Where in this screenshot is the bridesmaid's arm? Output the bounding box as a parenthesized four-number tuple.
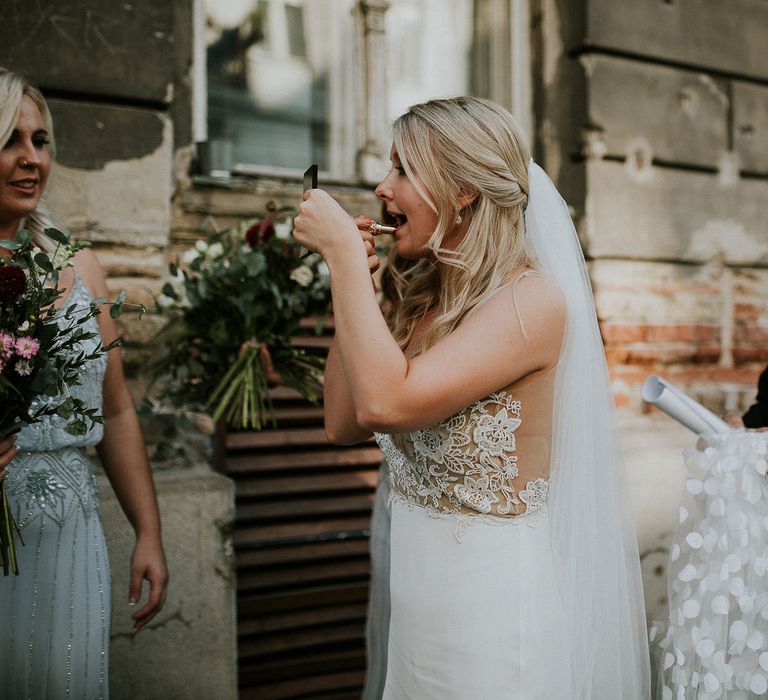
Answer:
(76, 250, 168, 631)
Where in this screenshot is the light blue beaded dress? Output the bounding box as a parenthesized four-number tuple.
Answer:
(0, 275, 111, 699)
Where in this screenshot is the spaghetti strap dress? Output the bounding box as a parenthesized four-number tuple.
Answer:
(0, 274, 111, 699)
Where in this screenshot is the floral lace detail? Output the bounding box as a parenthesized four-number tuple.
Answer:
(375, 392, 550, 539)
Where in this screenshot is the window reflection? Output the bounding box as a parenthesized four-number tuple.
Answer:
(206, 0, 346, 172)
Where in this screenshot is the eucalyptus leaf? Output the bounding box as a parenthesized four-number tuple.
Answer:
(43, 228, 70, 245)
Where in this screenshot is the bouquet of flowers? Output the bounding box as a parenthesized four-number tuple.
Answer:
(0, 227, 134, 575)
(149, 207, 331, 431)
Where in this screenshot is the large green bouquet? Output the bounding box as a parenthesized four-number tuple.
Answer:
(0, 228, 133, 575)
(150, 210, 331, 431)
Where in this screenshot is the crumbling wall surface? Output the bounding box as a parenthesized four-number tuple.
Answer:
(0, 3, 237, 697)
(534, 0, 768, 625)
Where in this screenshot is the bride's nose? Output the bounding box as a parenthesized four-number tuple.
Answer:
(375, 175, 393, 203)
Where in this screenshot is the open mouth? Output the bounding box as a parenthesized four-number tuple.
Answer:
(390, 212, 407, 230)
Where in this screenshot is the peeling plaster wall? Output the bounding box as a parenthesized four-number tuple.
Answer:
(1, 2, 237, 696)
(533, 0, 768, 628)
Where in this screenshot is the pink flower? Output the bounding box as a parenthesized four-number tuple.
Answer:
(15, 336, 40, 359)
(0, 331, 14, 354)
(14, 360, 32, 376)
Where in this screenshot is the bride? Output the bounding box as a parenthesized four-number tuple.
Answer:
(293, 96, 650, 699)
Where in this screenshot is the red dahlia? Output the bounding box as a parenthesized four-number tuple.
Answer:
(0, 265, 26, 303)
(245, 216, 275, 247)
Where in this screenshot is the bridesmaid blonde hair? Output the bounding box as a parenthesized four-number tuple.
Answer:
(0, 67, 58, 252)
(388, 96, 536, 354)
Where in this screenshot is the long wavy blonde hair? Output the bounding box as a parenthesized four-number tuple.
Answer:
(0, 67, 58, 252)
(387, 96, 536, 354)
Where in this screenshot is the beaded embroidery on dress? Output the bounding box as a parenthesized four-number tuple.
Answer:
(0, 274, 112, 700)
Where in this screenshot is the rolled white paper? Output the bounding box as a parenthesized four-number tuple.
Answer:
(642, 375, 731, 436)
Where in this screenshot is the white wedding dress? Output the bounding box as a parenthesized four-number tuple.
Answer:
(373, 367, 572, 699)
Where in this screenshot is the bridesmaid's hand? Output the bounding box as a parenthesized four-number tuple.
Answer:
(128, 534, 169, 631)
(0, 434, 18, 480)
(293, 190, 361, 258)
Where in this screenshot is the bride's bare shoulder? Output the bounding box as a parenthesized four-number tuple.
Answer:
(471, 272, 566, 336)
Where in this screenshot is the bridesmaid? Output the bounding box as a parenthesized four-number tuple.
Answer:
(0, 68, 168, 698)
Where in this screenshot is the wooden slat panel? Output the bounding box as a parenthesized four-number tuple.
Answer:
(240, 671, 366, 700)
(238, 558, 371, 591)
(220, 318, 380, 698)
(227, 447, 382, 472)
(236, 494, 374, 521)
(239, 602, 367, 635)
(238, 584, 370, 617)
(239, 623, 365, 657)
(236, 539, 370, 567)
(239, 648, 364, 687)
(235, 471, 379, 497)
(235, 517, 373, 546)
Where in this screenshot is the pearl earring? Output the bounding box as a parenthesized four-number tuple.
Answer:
(454, 213, 462, 225)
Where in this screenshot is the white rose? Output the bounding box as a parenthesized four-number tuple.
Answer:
(157, 294, 175, 309)
(194, 240, 209, 253)
(317, 261, 330, 278)
(274, 222, 292, 240)
(206, 242, 224, 259)
(290, 265, 314, 287)
(181, 248, 199, 265)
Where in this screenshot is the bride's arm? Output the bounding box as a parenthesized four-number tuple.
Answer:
(324, 337, 373, 444)
(295, 190, 566, 434)
(323, 224, 379, 445)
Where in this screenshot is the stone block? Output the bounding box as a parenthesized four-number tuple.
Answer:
(99, 468, 237, 700)
(48, 99, 167, 171)
(585, 0, 768, 81)
(584, 160, 768, 264)
(0, 1, 175, 103)
(44, 101, 173, 248)
(585, 55, 728, 168)
(116, 313, 166, 347)
(733, 81, 768, 175)
(106, 277, 164, 310)
(93, 245, 166, 278)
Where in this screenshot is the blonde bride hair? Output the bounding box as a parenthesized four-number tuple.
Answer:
(388, 96, 536, 355)
(0, 67, 58, 252)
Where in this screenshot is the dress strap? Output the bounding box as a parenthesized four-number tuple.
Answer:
(466, 270, 549, 340)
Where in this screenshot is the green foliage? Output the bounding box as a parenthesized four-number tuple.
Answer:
(148, 216, 331, 430)
(0, 227, 138, 575)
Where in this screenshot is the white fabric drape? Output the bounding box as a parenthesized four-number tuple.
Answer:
(526, 161, 651, 698)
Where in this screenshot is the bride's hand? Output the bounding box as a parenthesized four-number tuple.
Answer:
(293, 190, 361, 258)
(354, 216, 381, 275)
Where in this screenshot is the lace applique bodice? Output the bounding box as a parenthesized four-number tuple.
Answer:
(375, 390, 551, 536)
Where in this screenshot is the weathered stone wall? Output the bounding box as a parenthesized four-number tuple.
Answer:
(534, 0, 768, 624)
(1, 3, 237, 697)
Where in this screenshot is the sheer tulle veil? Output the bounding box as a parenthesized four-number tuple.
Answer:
(525, 161, 650, 698)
